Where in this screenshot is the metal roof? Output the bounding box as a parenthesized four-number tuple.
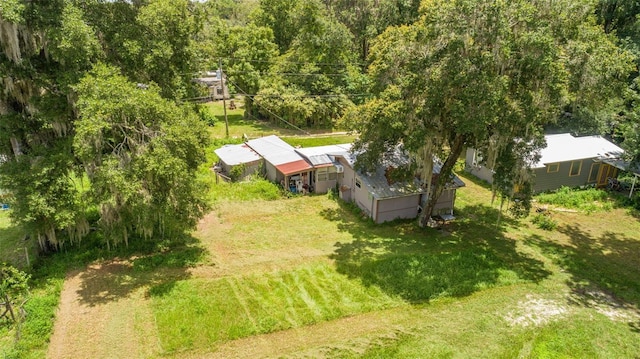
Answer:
(214, 144, 261, 166)
(246, 135, 307, 166)
(296, 144, 352, 157)
(358, 168, 424, 199)
(296, 144, 352, 167)
(534, 133, 624, 168)
(357, 155, 465, 199)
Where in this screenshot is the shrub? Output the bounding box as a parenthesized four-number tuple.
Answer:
(197, 105, 216, 126)
(531, 213, 557, 231)
(229, 164, 246, 181)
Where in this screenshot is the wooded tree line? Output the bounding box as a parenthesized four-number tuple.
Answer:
(1, 0, 639, 247)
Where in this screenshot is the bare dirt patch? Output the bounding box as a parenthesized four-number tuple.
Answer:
(504, 295, 569, 327)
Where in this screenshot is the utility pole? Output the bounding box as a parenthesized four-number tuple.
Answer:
(219, 58, 229, 138)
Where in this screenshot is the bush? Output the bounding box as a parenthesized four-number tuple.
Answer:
(531, 213, 557, 231)
(197, 105, 216, 126)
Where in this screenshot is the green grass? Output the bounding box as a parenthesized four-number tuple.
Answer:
(150, 262, 400, 352)
(355, 310, 640, 359)
(0, 211, 35, 270)
(534, 186, 615, 213)
(282, 134, 356, 148)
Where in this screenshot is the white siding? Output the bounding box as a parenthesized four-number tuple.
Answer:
(465, 148, 494, 183)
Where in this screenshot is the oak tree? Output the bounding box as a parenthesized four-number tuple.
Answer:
(348, 0, 632, 223)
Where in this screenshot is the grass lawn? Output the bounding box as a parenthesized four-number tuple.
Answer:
(6, 171, 640, 358)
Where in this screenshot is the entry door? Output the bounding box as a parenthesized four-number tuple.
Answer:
(597, 164, 618, 187)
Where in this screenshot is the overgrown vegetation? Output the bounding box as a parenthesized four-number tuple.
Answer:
(535, 186, 615, 213)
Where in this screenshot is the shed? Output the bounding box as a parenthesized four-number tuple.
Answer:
(193, 70, 229, 100)
(214, 143, 263, 180)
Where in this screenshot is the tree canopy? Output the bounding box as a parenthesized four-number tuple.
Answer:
(347, 0, 633, 222)
(0, 0, 209, 250)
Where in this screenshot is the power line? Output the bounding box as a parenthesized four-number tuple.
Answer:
(238, 93, 370, 99)
(212, 56, 367, 68)
(225, 77, 310, 135)
(222, 70, 352, 77)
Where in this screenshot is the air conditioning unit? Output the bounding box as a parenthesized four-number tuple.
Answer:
(335, 164, 344, 173)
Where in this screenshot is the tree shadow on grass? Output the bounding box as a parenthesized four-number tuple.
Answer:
(324, 201, 550, 304)
(72, 235, 207, 306)
(525, 224, 640, 309)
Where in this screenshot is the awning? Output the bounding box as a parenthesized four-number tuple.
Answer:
(601, 158, 640, 198)
(276, 160, 312, 175)
(601, 158, 640, 176)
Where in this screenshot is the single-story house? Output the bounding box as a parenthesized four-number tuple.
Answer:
(214, 136, 466, 223)
(193, 70, 229, 100)
(465, 133, 630, 193)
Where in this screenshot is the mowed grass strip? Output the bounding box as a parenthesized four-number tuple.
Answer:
(149, 262, 401, 352)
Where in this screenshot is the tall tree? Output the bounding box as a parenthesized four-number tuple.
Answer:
(202, 23, 278, 118)
(251, 0, 301, 53)
(254, 0, 360, 128)
(596, 0, 640, 166)
(0, 1, 96, 248)
(74, 65, 209, 248)
(324, 0, 421, 61)
(0, 1, 209, 249)
(136, 0, 200, 99)
(348, 0, 632, 223)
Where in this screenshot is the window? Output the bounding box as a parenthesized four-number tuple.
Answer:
(588, 163, 600, 183)
(569, 160, 582, 177)
(216, 87, 224, 95)
(472, 150, 483, 166)
(328, 166, 337, 180)
(355, 178, 361, 188)
(317, 168, 328, 181)
(547, 163, 560, 173)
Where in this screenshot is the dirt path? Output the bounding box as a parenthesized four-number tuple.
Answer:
(47, 262, 162, 359)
